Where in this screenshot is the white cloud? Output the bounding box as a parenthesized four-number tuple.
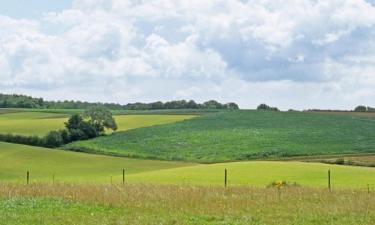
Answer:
(0, 0, 375, 109)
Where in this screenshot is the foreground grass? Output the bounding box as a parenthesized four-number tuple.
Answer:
(66, 110, 375, 162)
(0, 110, 194, 136)
(0, 183, 374, 225)
(0, 142, 192, 182)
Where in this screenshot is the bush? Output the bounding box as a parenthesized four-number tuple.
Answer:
(44, 130, 64, 148)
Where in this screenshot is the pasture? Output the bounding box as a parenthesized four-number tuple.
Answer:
(0, 109, 195, 136)
(66, 110, 375, 162)
(1, 142, 374, 189)
(0, 142, 193, 182)
(0, 184, 374, 225)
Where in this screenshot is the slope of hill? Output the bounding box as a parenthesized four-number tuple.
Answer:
(1, 142, 374, 188)
(65, 110, 375, 162)
(0, 142, 193, 182)
(127, 161, 375, 188)
(0, 109, 195, 136)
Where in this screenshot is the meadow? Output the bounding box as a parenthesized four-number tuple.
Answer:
(0, 109, 194, 136)
(66, 110, 375, 162)
(0, 142, 192, 182)
(1, 142, 374, 189)
(0, 183, 374, 225)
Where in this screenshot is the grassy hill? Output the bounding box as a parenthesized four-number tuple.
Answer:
(1, 142, 374, 188)
(127, 161, 375, 188)
(65, 110, 375, 162)
(0, 109, 195, 136)
(0, 142, 192, 182)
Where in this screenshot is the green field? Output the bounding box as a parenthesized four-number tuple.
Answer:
(1, 184, 374, 225)
(1, 142, 374, 188)
(65, 110, 375, 162)
(0, 109, 194, 136)
(0, 142, 193, 182)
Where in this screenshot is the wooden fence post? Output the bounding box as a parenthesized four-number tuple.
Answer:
(122, 169, 125, 185)
(26, 171, 29, 185)
(224, 169, 227, 188)
(328, 170, 331, 191)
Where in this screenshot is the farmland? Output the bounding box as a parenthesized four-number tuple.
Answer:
(1, 184, 374, 225)
(0, 142, 192, 183)
(1, 108, 375, 224)
(1, 142, 374, 189)
(66, 110, 375, 162)
(0, 109, 195, 136)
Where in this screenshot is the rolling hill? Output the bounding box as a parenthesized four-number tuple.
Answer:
(1, 142, 374, 188)
(0, 109, 195, 136)
(65, 110, 375, 162)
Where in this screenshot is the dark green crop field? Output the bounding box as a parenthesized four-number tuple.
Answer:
(65, 110, 375, 162)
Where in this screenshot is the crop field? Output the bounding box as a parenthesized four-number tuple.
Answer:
(0, 109, 194, 136)
(1, 109, 375, 224)
(66, 110, 375, 162)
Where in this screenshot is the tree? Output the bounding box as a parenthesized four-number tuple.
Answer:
(257, 104, 279, 111)
(83, 106, 118, 134)
(354, 106, 367, 112)
(65, 114, 99, 141)
(44, 130, 64, 147)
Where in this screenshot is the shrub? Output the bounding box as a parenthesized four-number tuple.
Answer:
(44, 130, 64, 148)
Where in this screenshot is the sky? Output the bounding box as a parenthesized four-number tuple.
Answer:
(0, 0, 375, 110)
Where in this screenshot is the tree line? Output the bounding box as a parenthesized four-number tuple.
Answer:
(0, 94, 239, 110)
(0, 106, 117, 148)
(354, 105, 375, 112)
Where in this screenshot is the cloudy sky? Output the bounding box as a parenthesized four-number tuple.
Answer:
(1, 0, 375, 109)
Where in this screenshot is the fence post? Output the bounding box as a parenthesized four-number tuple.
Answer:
(368, 184, 370, 194)
(122, 169, 125, 185)
(26, 171, 29, 185)
(328, 170, 331, 191)
(224, 169, 227, 188)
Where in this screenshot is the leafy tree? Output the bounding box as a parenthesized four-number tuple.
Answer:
(257, 104, 279, 111)
(83, 106, 118, 134)
(44, 130, 64, 147)
(65, 114, 99, 141)
(354, 106, 368, 112)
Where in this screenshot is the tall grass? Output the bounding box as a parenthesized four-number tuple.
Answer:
(0, 183, 374, 224)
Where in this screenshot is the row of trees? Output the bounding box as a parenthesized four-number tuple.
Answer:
(257, 104, 280, 111)
(0, 94, 239, 110)
(354, 106, 375, 112)
(0, 107, 118, 148)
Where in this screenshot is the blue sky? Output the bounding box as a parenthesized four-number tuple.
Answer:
(0, 0, 72, 19)
(0, 0, 375, 109)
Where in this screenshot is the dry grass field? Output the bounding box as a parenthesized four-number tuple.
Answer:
(0, 183, 374, 225)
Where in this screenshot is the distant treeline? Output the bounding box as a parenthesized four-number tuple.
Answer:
(306, 106, 375, 113)
(0, 94, 239, 110)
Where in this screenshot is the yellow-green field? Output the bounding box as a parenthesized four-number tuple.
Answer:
(1, 184, 374, 225)
(0, 110, 195, 136)
(0, 142, 193, 182)
(1, 142, 374, 189)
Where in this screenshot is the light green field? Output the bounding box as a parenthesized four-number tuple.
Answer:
(0, 110, 195, 136)
(0, 142, 193, 182)
(0, 112, 68, 136)
(1, 142, 374, 188)
(127, 161, 375, 188)
(114, 114, 196, 132)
